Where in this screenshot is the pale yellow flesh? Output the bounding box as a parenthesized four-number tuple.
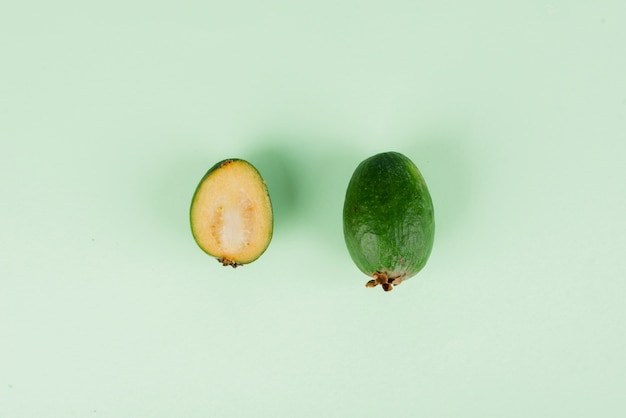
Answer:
(190, 161, 272, 264)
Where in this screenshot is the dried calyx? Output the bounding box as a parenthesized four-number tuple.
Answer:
(365, 271, 404, 292)
(217, 257, 241, 268)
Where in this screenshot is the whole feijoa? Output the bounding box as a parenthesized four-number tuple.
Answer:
(343, 151, 434, 291)
(190, 158, 273, 267)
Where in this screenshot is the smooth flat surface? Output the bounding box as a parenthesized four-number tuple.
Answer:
(1, 1, 625, 417)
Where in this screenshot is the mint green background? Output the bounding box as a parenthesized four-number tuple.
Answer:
(1, 1, 625, 417)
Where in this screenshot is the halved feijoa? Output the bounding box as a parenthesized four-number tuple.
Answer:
(343, 152, 434, 291)
(190, 159, 273, 267)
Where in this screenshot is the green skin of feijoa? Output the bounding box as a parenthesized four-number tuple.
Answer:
(343, 152, 435, 291)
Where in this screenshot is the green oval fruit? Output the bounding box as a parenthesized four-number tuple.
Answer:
(343, 152, 434, 291)
(190, 159, 273, 267)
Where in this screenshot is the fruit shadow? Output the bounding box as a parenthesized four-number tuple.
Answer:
(403, 131, 475, 249)
(141, 136, 353, 268)
(246, 135, 356, 265)
(248, 131, 476, 272)
(245, 143, 302, 232)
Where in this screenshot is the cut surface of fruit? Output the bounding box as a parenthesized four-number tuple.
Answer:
(190, 159, 273, 266)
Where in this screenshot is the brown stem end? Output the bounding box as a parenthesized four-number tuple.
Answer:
(217, 257, 241, 268)
(364, 271, 404, 292)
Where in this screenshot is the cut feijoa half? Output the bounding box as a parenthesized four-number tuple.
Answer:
(343, 152, 434, 291)
(190, 159, 273, 267)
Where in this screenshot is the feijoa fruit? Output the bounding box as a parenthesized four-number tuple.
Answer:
(343, 152, 434, 291)
(190, 159, 273, 267)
